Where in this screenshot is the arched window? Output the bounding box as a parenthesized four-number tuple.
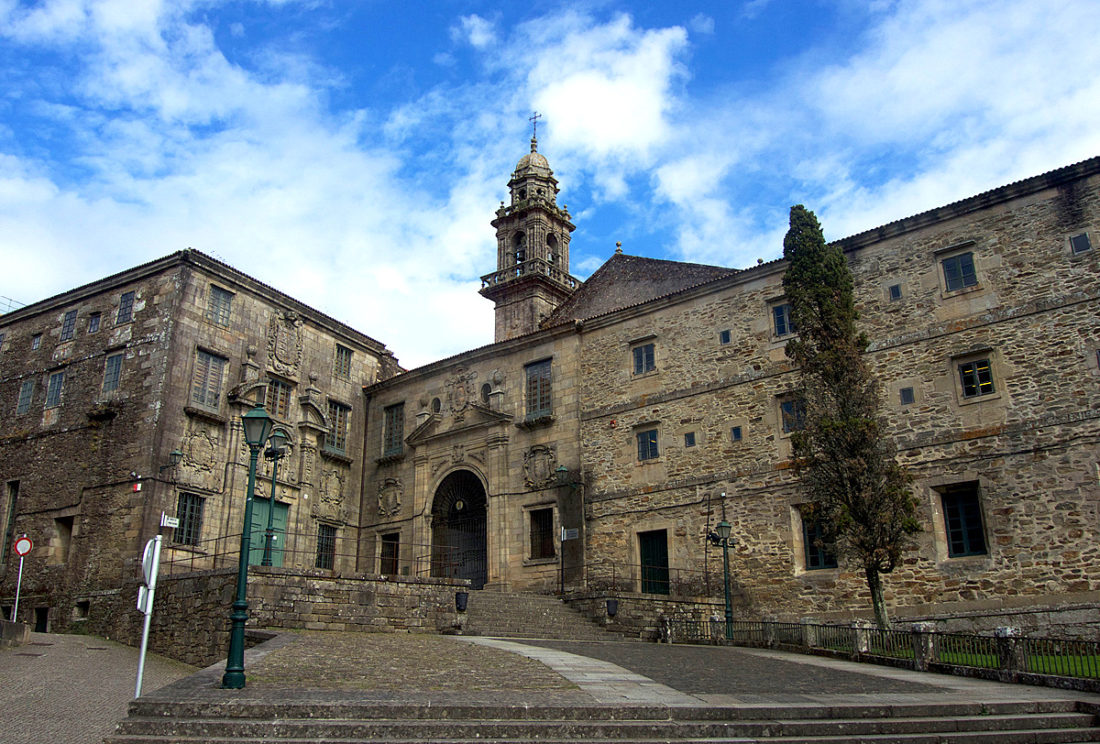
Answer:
(513, 232, 526, 264)
(546, 233, 558, 264)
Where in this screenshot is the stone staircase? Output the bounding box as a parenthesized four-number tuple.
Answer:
(105, 699, 1100, 743)
(457, 589, 620, 641)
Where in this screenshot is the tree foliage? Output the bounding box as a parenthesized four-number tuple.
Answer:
(781, 204, 920, 629)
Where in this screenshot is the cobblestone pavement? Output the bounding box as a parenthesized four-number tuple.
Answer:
(0, 632, 196, 744)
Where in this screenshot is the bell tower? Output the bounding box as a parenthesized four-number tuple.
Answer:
(480, 133, 578, 342)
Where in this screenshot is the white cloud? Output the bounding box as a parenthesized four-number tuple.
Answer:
(452, 14, 495, 49)
(689, 13, 714, 34)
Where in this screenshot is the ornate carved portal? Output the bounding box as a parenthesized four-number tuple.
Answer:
(430, 470, 487, 589)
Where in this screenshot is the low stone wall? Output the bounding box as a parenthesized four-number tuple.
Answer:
(566, 591, 722, 640)
(1, 619, 29, 648)
(88, 567, 469, 667)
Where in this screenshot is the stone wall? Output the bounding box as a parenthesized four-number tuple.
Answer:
(566, 591, 723, 641)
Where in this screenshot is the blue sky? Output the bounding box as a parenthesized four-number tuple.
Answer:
(1, 1, 1098, 368)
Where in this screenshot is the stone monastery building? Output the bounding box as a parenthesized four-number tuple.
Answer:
(2, 140, 1099, 640)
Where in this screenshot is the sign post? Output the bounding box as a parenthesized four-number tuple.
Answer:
(11, 535, 31, 622)
(134, 535, 162, 698)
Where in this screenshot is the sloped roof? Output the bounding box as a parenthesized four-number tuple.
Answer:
(544, 252, 738, 327)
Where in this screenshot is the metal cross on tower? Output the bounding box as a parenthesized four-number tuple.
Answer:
(529, 111, 542, 140)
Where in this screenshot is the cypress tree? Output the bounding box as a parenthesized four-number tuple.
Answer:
(782, 205, 919, 629)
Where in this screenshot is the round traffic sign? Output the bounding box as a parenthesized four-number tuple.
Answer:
(14, 536, 32, 556)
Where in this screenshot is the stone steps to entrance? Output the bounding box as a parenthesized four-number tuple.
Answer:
(106, 700, 1100, 743)
(459, 589, 616, 641)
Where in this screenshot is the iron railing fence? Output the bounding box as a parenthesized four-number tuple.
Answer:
(665, 618, 1100, 684)
(158, 532, 459, 580)
(565, 559, 723, 599)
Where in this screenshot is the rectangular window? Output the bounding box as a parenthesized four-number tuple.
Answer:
(31, 333, 41, 350)
(958, 358, 995, 398)
(326, 400, 351, 453)
(900, 386, 915, 405)
(636, 428, 659, 461)
(175, 493, 204, 547)
(888, 283, 902, 301)
(54, 516, 73, 564)
(60, 310, 77, 341)
(102, 354, 123, 392)
(719, 329, 732, 345)
(780, 397, 806, 434)
(379, 532, 400, 574)
(206, 285, 233, 327)
(730, 425, 742, 442)
(316, 524, 337, 569)
(1070, 232, 1093, 254)
(529, 508, 555, 559)
(191, 349, 227, 409)
(525, 359, 552, 418)
(940, 482, 987, 557)
(941, 252, 978, 292)
(802, 514, 838, 570)
(16, 380, 34, 414)
(684, 432, 696, 448)
(45, 371, 64, 408)
(1, 481, 17, 568)
(266, 378, 292, 419)
(773, 303, 797, 337)
(382, 402, 404, 456)
(87, 312, 100, 334)
(334, 345, 353, 379)
(117, 291, 135, 324)
(632, 343, 656, 374)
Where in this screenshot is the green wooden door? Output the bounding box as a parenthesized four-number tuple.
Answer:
(638, 529, 669, 595)
(249, 497, 289, 567)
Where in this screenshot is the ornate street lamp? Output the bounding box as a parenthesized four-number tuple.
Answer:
(707, 519, 734, 640)
(261, 428, 289, 567)
(222, 404, 273, 690)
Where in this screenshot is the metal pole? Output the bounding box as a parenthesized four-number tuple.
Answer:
(722, 539, 732, 639)
(11, 553, 25, 622)
(135, 535, 163, 698)
(222, 444, 261, 689)
(261, 453, 279, 567)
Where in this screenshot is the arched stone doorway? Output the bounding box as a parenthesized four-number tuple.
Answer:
(431, 470, 487, 589)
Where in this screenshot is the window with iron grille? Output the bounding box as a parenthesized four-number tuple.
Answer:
(60, 310, 77, 341)
(525, 359, 552, 418)
(16, 380, 34, 414)
(636, 428, 659, 461)
(175, 493, 204, 547)
(316, 524, 337, 569)
(102, 354, 123, 392)
(382, 402, 404, 456)
(87, 312, 100, 334)
(380, 532, 400, 574)
(335, 345, 353, 379)
(191, 349, 227, 409)
(266, 378, 292, 419)
(45, 371, 64, 408)
(206, 285, 233, 327)
(801, 514, 838, 570)
(632, 343, 655, 375)
(117, 291, 135, 324)
(940, 482, 987, 557)
(326, 400, 351, 453)
(941, 252, 978, 292)
(529, 508, 555, 559)
(958, 358, 995, 398)
(773, 303, 797, 337)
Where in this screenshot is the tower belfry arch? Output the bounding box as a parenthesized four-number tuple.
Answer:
(480, 128, 579, 342)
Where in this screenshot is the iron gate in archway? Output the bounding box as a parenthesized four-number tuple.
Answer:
(430, 470, 487, 589)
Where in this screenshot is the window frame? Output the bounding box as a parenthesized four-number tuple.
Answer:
(16, 380, 34, 414)
(939, 482, 988, 558)
(1069, 231, 1093, 255)
(379, 532, 400, 574)
(779, 396, 806, 435)
(206, 285, 233, 327)
(87, 312, 101, 334)
(60, 310, 77, 341)
(102, 353, 123, 393)
(528, 507, 556, 560)
(175, 493, 205, 547)
(315, 523, 337, 569)
(772, 302, 797, 338)
(191, 349, 227, 410)
(334, 344, 353, 379)
(899, 386, 915, 405)
(31, 334, 41, 351)
(801, 512, 838, 570)
(525, 358, 552, 419)
(636, 428, 660, 461)
(940, 251, 978, 293)
(266, 378, 293, 419)
(45, 370, 65, 408)
(117, 291, 135, 324)
(719, 329, 732, 345)
(326, 400, 352, 454)
(632, 343, 656, 375)
(381, 402, 404, 457)
(956, 356, 996, 400)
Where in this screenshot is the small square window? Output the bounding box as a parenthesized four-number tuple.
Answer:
(31, 334, 41, 350)
(772, 303, 797, 337)
(1070, 232, 1092, 255)
(958, 358, 995, 398)
(636, 429, 659, 461)
(60, 310, 77, 341)
(87, 313, 101, 334)
(632, 343, 655, 375)
(899, 387, 915, 405)
(941, 252, 978, 292)
(684, 432, 696, 448)
(117, 291, 135, 324)
(719, 329, 731, 345)
(888, 284, 902, 301)
(730, 425, 742, 442)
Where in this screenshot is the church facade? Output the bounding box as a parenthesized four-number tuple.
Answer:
(361, 145, 1100, 625)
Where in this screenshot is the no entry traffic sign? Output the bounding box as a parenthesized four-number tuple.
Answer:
(13, 536, 31, 556)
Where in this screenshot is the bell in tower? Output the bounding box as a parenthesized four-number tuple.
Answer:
(480, 129, 578, 342)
